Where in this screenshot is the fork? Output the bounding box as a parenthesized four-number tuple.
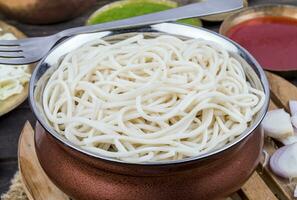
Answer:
(0, 0, 242, 65)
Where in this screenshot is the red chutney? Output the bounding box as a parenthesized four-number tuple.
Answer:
(227, 16, 297, 71)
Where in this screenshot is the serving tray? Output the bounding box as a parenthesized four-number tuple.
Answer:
(18, 71, 297, 200)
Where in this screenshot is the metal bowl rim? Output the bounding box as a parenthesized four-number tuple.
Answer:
(219, 4, 297, 35)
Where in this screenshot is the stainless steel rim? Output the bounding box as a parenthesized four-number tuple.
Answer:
(29, 22, 270, 166)
(220, 4, 297, 35)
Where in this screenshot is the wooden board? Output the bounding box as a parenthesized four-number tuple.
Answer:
(0, 20, 35, 117)
(18, 122, 69, 200)
(17, 71, 297, 200)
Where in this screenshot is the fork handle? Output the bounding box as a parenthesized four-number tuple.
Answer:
(58, 0, 242, 37)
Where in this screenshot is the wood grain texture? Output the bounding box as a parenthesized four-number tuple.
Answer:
(229, 192, 245, 200)
(252, 71, 297, 200)
(258, 139, 294, 200)
(266, 71, 297, 112)
(18, 121, 68, 200)
(269, 100, 278, 110)
(241, 172, 278, 200)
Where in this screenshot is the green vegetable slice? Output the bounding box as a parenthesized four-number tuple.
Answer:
(86, 0, 202, 27)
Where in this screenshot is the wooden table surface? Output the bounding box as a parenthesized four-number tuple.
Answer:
(0, 0, 297, 196)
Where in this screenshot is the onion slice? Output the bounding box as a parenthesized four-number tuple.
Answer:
(280, 132, 297, 145)
(270, 143, 297, 179)
(290, 100, 297, 130)
(295, 185, 297, 198)
(289, 100, 297, 116)
(262, 150, 269, 167)
(292, 115, 297, 129)
(262, 109, 294, 139)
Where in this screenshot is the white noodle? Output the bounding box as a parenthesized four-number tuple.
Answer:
(41, 34, 265, 163)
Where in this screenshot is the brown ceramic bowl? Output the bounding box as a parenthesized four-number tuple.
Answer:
(29, 23, 270, 200)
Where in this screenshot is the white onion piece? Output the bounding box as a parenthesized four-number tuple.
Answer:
(289, 100, 297, 116)
(290, 100, 297, 139)
(262, 109, 294, 139)
(280, 132, 297, 145)
(262, 150, 269, 167)
(270, 143, 297, 179)
(294, 185, 297, 198)
(291, 115, 297, 129)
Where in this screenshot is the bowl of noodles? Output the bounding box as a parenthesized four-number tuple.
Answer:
(30, 23, 269, 200)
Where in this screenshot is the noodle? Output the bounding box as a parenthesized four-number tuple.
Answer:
(0, 32, 30, 100)
(41, 34, 265, 163)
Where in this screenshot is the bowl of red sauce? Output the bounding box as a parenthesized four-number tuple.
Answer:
(220, 5, 297, 72)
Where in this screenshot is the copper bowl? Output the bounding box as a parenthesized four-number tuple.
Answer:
(29, 23, 270, 200)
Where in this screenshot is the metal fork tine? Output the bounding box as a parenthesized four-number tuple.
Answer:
(0, 58, 36, 65)
(0, 46, 22, 52)
(0, 58, 25, 65)
(0, 40, 20, 46)
(0, 51, 24, 58)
